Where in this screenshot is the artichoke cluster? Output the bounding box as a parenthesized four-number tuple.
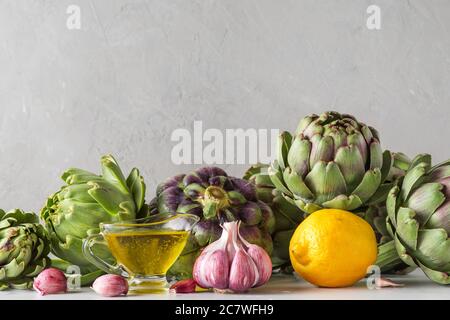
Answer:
(40, 155, 146, 282)
(0, 209, 50, 290)
(0, 110, 449, 291)
(149, 166, 275, 279)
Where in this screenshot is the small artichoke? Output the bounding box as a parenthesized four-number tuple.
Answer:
(244, 164, 304, 269)
(269, 111, 396, 214)
(150, 166, 275, 279)
(0, 209, 50, 290)
(41, 155, 146, 283)
(384, 154, 450, 284)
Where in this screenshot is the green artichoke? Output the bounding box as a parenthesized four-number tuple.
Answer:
(269, 111, 396, 214)
(0, 209, 50, 290)
(41, 155, 146, 283)
(150, 166, 275, 279)
(243, 164, 304, 269)
(383, 154, 450, 284)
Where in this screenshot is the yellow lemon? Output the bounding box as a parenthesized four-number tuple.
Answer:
(289, 208, 377, 288)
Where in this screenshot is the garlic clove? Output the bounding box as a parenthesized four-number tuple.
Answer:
(33, 268, 67, 295)
(228, 248, 258, 292)
(246, 244, 272, 287)
(170, 279, 197, 293)
(92, 274, 128, 297)
(194, 249, 229, 289)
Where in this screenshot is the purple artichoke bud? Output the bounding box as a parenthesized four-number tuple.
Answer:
(195, 167, 228, 182)
(193, 220, 222, 246)
(183, 173, 204, 186)
(258, 201, 276, 234)
(260, 231, 274, 254)
(183, 183, 206, 200)
(239, 202, 262, 226)
(158, 186, 184, 212)
(239, 225, 263, 246)
(227, 191, 247, 206)
(208, 176, 228, 188)
(157, 174, 185, 194)
(177, 199, 203, 216)
(230, 178, 257, 201)
(221, 208, 239, 222)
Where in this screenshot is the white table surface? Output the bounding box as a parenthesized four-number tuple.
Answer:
(0, 270, 448, 300)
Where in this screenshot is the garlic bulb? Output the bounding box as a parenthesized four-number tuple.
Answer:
(193, 221, 272, 292)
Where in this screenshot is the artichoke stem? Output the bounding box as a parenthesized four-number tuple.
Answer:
(375, 240, 404, 273)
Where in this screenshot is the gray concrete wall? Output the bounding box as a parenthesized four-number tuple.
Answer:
(0, 0, 449, 212)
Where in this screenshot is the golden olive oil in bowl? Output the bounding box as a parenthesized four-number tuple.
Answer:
(105, 230, 189, 276)
(82, 212, 199, 294)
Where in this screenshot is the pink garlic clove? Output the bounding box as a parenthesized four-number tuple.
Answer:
(33, 268, 67, 295)
(246, 244, 272, 287)
(376, 277, 404, 288)
(228, 248, 257, 292)
(194, 249, 229, 289)
(92, 274, 128, 297)
(170, 279, 197, 293)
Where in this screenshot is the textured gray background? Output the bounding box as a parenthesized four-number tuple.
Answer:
(0, 0, 449, 213)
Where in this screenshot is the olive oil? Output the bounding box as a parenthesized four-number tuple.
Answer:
(105, 230, 189, 276)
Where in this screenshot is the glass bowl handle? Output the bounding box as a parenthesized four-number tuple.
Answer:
(82, 234, 125, 276)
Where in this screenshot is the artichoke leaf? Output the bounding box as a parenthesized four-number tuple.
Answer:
(304, 161, 347, 205)
(295, 115, 316, 135)
(409, 154, 432, 171)
(394, 233, 418, 267)
(429, 164, 450, 181)
(351, 168, 381, 204)
(405, 183, 445, 226)
(379, 150, 394, 182)
(100, 155, 130, 194)
(287, 137, 311, 178)
(61, 168, 100, 185)
(334, 144, 365, 193)
(393, 152, 413, 172)
(87, 180, 136, 218)
(277, 131, 293, 171)
(417, 260, 450, 285)
(366, 182, 395, 206)
(23, 257, 49, 277)
(322, 194, 363, 211)
(282, 168, 314, 201)
(396, 207, 419, 250)
(268, 161, 292, 196)
(295, 200, 322, 214)
(126, 167, 146, 211)
(400, 162, 428, 203)
(3, 258, 26, 278)
(7, 278, 33, 290)
(309, 135, 334, 169)
(369, 140, 383, 170)
(414, 229, 450, 272)
(57, 184, 97, 203)
(386, 186, 399, 228)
